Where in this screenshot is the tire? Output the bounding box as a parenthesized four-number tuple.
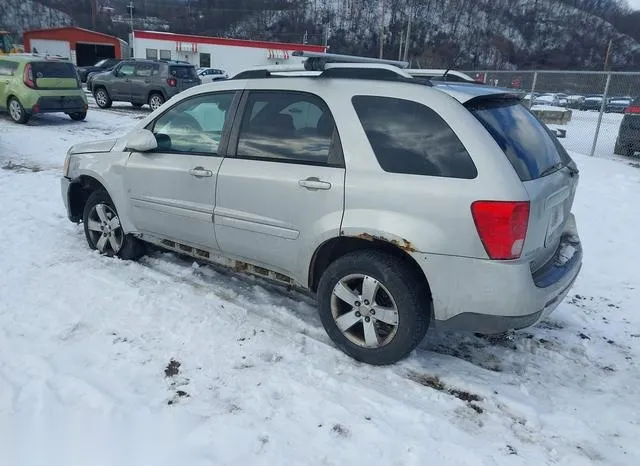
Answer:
(149, 93, 165, 111)
(614, 141, 632, 157)
(8, 97, 30, 124)
(131, 103, 143, 108)
(317, 250, 431, 365)
(69, 112, 87, 121)
(94, 87, 112, 109)
(82, 190, 145, 260)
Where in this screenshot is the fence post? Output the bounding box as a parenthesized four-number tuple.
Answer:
(528, 71, 538, 109)
(589, 72, 611, 157)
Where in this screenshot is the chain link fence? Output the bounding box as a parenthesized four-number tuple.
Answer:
(461, 70, 640, 158)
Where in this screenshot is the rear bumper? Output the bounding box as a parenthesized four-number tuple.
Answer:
(415, 214, 583, 334)
(34, 96, 87, 114)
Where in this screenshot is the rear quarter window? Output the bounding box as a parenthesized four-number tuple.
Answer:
(352, 95, 477, 179)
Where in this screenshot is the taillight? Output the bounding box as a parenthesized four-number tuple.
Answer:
(471, 201, 530, 260)
(167, 78, 177, 87)
(625, 105, 640, 114)
(23, 63, 35, 89)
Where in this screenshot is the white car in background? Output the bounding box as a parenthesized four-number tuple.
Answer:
(197, 68, 228, 83)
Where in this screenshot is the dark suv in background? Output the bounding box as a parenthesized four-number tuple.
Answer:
(91, 59, 201, 111)
(77, 58, 122, 82)
(614, 97, 640, 157)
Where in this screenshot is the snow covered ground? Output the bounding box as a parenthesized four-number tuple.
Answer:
(1, 106, 639, 465)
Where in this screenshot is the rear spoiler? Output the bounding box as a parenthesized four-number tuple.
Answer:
(463, 92, 524, 109)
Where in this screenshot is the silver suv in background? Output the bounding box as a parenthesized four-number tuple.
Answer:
(91, 59, 201, 111)
(60, 54, 582, 365)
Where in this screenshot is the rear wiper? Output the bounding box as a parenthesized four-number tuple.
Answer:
(539, 162, 565, 177)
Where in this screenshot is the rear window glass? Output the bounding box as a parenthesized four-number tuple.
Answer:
(352, 95, 477, 179)
(31, 61, 77, 79)
(469, 100, 570, 181)
(170, 66, 197, 79)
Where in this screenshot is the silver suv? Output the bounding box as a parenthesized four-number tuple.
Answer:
(61, 55, 582, 365)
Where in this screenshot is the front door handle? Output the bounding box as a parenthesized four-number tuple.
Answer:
(189, 167, 213, 177)
(298, 177, 331, 190)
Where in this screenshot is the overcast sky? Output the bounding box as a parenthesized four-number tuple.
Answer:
(628, 0, 640, 10)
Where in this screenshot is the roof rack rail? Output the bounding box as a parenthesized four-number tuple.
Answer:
(292, 51, 409, 70)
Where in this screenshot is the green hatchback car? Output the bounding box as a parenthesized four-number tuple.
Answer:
(0, 55, 88, 124)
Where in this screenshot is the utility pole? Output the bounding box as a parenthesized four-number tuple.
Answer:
(398, 29, 404, 60)
(90, 0, 97, 30)
(379, 0, 385, 58)
(127, 1, 135, 33)
(604, 39, 613, 71)
(403, 5, 412, 62)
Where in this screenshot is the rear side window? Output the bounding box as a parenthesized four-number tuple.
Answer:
(352, 96, 477, 178)
(31, 61, 77, 78)
(0, 60, 18, 76)
(170, 66, 197, 79)
(469, 100, 570, 181)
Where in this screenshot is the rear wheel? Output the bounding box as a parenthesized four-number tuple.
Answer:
(149, 93, 165, 111)
(94, 87, 112, 109)
(317, 250, 431, 365)
(69, 112, 87, 121)
(82, 190, 145, 260)
(8, 97, 29, 124)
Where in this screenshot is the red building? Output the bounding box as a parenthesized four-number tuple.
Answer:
(23, 27, 127, 66)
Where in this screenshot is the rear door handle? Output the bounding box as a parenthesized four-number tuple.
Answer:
(298, 177, 331, 190)
(189, 167, 213, 177)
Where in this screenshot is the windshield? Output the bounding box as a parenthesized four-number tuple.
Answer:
(469, 100, 570, 181)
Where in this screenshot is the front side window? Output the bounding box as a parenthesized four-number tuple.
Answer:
(352, 95, 477, 178)
(118, 63, 135, 77)
(236, 91, 340, 166)
(151, 92, 235, 155)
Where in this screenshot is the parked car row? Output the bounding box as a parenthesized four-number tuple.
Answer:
(522, 91, 635, 114)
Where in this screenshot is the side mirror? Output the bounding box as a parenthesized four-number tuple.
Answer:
(125, 129, 158, 152)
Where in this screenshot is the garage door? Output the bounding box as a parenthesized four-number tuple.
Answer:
(30, 39, 71, 59)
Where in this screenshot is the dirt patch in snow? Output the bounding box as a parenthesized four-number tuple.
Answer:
(407, 371, 484, 414)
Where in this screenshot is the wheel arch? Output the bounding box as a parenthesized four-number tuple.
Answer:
(308, 235, 432, 299)
(148, 89, 167, 101)
(67, 175, 113, 223)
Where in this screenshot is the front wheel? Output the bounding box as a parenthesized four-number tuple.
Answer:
(94, 88, 112, 109)
(149, 93, 165, 111)
(8, 97, 30, 124)
(317, 250, 431, 365)
(82, 190, 145, 260)
(69, 112, 87, 121)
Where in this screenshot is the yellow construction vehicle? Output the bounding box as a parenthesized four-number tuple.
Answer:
(0, 30, 23, 55)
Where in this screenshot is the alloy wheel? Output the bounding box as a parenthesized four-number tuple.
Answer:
(330, 274, 400, 348)
(86, 203, 124, 254)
